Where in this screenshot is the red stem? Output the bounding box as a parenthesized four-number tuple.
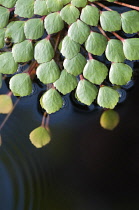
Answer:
(54, 31, 61, 52)
(79, 74, 84, 80)
(46, 34, 51, 40)
(94, 2, 112, 11)
(41, 112, 47, 127)
(7, 91, 13, 97)
(97, 26, 110, 40)
(27, 61, 38, 75)
(114, 1, 139, 11)
(9, 7, 15, 12)
(111, 32, 125, 42)
(88, 53, 93, 60)
(45, 114, 50, 129)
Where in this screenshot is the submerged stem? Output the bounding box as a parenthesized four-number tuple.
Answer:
(97, 25, 110, 40)
(94, 2, 112, 11)
(112, 32, 125, 42)
(41, 112, 47, 127)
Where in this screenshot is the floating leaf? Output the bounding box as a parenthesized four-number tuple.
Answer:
(0, 29, 5, 48)
(47, 0, 63, 12)
(60, 36, 80, 59)
(0, 52, 18, 74)
(80, 5, 99, 26)
(0, 95, 13, 114)
(36, 60, 60, 84)
(29, 126, 51, 148)
(123, 38, 139, 61)
(97, 86, 120, 109)
(41, 88, 63, 114)
(85, 32, 107, 56)
(71, 0, 87, 7)
(5, 21, 25, 43)
(63, 53, 86, 76)
(9, 73, 32, 96)
(83, 59, 108, 85)
(15, 0, 34, 18)
(0, 6, 10, 29)
(121, 10, 139, 34)
(12, 40, 34, 62)
(34, 0, 49, 16)
(44, 12, 64, 34)
(54, 70, 77, 94)
(34, 39, 54, 63)
(100, 11, 121, 32)
(60, 4, 80, 25)
(105, 39, 125, 62)
(0, 0, 17, 8)
(100, 110, 120, 130)
(24, 19, 44, 40)
(76, 79, 98, 105)
(68, 20, 90, 44)
(109, 63, 132, 85)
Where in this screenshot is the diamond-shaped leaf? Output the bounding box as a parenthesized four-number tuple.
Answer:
(47, 0, 63, 12)
(34, 39, 54, 63)
(0, 6, 10, 29)
(68, 20, 90, 44)
(54, 70, 77, 95)
(41, 88, 63, 114)
(29, 126, 51, 148)
(9, 73, 32, 96)
(0, 52, 18, 74)
(97, 86, 120, 109)
(5, 21, 25, 43)
(105, 39, 125, 62)
(123, 38, 139, 61)
(85, 32, 107, 56)
(63, 53, 86, 76)
(80, 5, 99, 26)
(83, 59, 108, 85)
(44, 12, 64, 34)
(109, 63, 132, 85)
(0, 0, 17, 8)
(34, 0, 49, 16)
(100, 11, 121, 32)
(76, 79, 98, 106)
(12, 40, 34, 63)
(71, 0, 87, 7)
(15, 0, 34, 18)
(36, 60, 60, 84)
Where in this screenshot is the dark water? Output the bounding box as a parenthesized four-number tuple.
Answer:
(1, 1, 139, 210)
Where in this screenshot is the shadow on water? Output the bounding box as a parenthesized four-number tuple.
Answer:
(1, 1, 139, 210)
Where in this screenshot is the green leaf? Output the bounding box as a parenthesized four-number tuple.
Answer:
(34, 39, 54, 63)
(54, 69, 77, 94)
(46, 0, 63, 12)
(83, 59, 108, 85)
(0, 29, 5, 48)
(44, 12, 64, 34)
(0, 95, 13, 114)
(60, 4, 80, 25)
(41, 88, 63, 114)
(29, 126, 51, 148)
(100, 11, 121, 32)
(85, 32, 107, 56)
(121, 10, 139, 34)
(34, 0, 49, 16)
(0, 6, 10, 29)
(63, 53, 86, 76)
(15, 0, 34, 18)
(105, 39, 125, 62)
(12, 40, 34, 62)
(80, 5, 99, 26)
(0, 74, 2, 88)
(76, 79, 98, 106)
(100, 110, 120, 130)
(123, 38, 139, 61)
(0, 0, 17, 8)
(71, 0, 87, 7)
(24, 18, 44, 40)
(61, 0, 70, 4)
(97, 86, 120, 109)
(9, 73, 32, 96)
(36, 60, 60, 84)
(5, 21, 25, 43)
(109, 63, 132, 85)
(60, 35, 80, 59)
(68, 20, 90, 44)
(0, 52, 18, 74)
